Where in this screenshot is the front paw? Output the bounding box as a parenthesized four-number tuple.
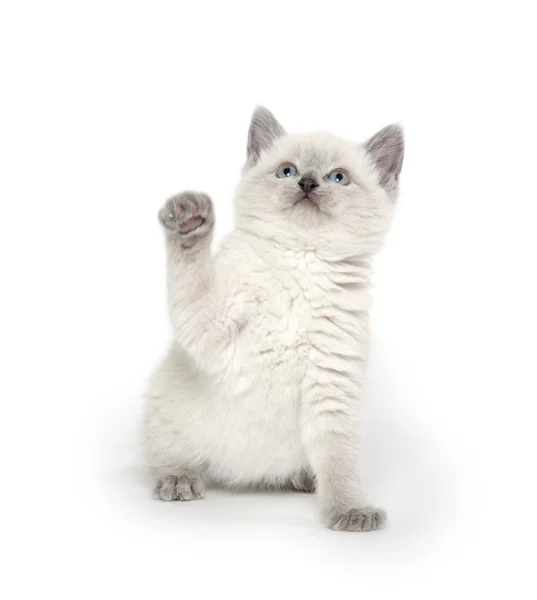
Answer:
(329, 507, 386, 532)
(153, 474, 205, 502)
(158, 191, 214, 240)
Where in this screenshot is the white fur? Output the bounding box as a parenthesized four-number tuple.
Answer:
(144, 110, 402, 531)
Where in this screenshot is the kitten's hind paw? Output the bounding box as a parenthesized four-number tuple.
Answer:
(153, 474, 205, 502)
(286, 469, 316, 493)
(158, 191, 214, 245)
(329, 507, 386, 532)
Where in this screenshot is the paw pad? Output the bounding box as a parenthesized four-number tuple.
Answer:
(158, 191, 214, 237)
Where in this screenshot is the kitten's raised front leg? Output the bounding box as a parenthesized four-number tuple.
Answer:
(159, 191, 249, 372)
(301, 376, 385, 532)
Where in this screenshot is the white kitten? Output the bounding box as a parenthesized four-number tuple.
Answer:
(144, 107, 403, 531)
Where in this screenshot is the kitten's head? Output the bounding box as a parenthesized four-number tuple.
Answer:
(236, 106, 404, 254)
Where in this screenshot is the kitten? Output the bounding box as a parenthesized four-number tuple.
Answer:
(144, 106, 403, 531)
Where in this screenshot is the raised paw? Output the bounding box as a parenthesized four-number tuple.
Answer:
(153, 474, 205, 502)
(329, 507, 386, 532)
(158, 191, 214, 240)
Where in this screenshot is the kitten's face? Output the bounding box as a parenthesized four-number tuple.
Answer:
(236, 107, 404, 253)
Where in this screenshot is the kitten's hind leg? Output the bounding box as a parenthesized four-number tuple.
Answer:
(153, 470, 205, 502)
(284, 469, 316, 493)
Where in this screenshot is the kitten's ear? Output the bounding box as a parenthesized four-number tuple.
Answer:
(246, 106, 285, 167)
(364, 124, 404, 196)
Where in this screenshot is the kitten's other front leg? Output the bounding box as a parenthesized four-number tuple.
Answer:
(300, 374, 385, 532)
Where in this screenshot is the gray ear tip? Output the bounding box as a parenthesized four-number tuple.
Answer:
(252, 104, 273, 120)
(366, 123, 404, 153)
(383, 123, 404, 140)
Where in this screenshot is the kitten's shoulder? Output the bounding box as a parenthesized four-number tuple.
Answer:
(216, 228, 276, 271)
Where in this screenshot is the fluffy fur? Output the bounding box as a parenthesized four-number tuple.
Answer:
(144, 106, 404, 531)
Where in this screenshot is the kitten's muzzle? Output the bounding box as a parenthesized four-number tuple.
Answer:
(298, 176, 319, 195)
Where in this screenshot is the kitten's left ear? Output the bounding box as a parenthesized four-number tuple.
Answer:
(364, 124, 404, 197)
(246, 106, 285, 167)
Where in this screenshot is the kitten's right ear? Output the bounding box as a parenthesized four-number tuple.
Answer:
(246, 106, 285, 167)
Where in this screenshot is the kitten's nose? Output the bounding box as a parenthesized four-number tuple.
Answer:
(298, 176, 319, 195)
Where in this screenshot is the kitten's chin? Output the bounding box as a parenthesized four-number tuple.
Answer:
(287, 197, 328, 229)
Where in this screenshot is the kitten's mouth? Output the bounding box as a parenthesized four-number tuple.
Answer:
(294, 194, 319, 209)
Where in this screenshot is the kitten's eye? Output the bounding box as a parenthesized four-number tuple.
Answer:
(276, 164, 298, 178)
(328, 169, 350, 185)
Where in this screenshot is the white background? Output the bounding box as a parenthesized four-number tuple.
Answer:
(1, 1, 536, 598)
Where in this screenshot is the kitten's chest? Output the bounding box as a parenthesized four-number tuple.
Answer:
(253, 254, 323, 339)
(245, 251, 369, 357)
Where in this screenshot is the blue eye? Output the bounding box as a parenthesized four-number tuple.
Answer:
(276, 164, 298, 178)
(328, 170, 350, 185)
